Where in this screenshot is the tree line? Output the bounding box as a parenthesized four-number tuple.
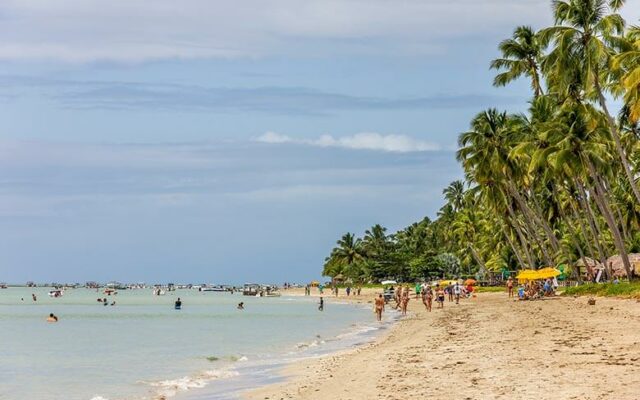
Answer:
(323, 0, 640, 283)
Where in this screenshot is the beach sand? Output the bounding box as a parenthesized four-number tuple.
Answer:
(246, 288, 640, 400)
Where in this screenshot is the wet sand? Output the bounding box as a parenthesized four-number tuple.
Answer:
(246, 289, 640, 400)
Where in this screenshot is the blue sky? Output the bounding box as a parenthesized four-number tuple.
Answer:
(1, 0, 639, 283)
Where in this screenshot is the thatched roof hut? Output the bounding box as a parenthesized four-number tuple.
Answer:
(605, 254, 640, 277)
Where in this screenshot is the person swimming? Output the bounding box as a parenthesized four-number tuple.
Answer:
(237, 302, 244, 310)
(175, 298, 182, 310)
(46, 313, 58, 322)
(318, 296, 324, 311)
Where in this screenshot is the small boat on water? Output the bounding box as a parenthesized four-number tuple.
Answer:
(243, 283, 281, 297)
(0, 283, 7, 289)
(199, 285, 225, 292)
(48, 289, 64, 297)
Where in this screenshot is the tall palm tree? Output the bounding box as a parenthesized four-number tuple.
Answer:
(540, 0, 640, 206)
(443, 180, 466, 211)
(323, 233, 365, 279)
(491, 26, 545, 96)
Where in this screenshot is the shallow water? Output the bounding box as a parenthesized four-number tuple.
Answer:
(0, 287, 387, 400)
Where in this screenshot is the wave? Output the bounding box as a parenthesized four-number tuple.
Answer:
(141, 368, 239, 399)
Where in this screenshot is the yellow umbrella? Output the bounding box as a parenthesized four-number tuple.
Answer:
(536, 267, 561, 279)
(439, 280, 457, 286)
(516, 269, 541, 281)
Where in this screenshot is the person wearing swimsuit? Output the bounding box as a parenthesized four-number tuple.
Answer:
(374, 294, 385, 321)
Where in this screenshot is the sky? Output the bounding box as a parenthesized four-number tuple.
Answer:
(1, 0, 639, 284)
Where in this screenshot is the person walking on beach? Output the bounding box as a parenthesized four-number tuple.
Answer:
(346, 286, 351, 296)
(425, 286, 433, 311)
(436, 286, 445, 309)
(454, 283, 461, 304)
(446, 284, 454, 302)
(374, 294, 385, 321)
(318, 296, 324, 311)
(507, 277, 514, 298)
(400, 287, 409, 316)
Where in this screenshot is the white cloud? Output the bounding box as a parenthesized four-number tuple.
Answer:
(255, 131, 440, 152)
(255, 131, 293, 144)
(0, 0, 574, 63)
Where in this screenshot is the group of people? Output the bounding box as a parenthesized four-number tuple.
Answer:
(97, 297, 116, 306)
(389, 281, 472, 315)
(507, 276, 557, 300)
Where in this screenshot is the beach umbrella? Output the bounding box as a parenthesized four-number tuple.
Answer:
(536, 267, 561, 279)
(380, 280, 397, 285)
(439, 280, 457, 286)
(516, 269, 540, 282)
(464, 278, 477, 286)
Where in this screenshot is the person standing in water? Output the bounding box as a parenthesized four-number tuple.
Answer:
(318, 296, 324, 311)
(174, 298, 182, 310)
(46, 313, 58, 322)
(374, 294, 385, 321)
(237, 302, 244, 310)
(32, 293, 37, 302)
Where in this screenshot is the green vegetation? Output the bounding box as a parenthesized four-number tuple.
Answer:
(562, 282, 640, 298)
(323, 0, 640, 284)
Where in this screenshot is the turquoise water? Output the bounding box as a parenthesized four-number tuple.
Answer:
(0, 287, 386, 400)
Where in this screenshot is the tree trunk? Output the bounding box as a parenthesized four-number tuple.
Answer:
(585, 158, 634, 280)
(575, 179, 609, 268)
(569, 199, 598, 279)
(594, 72, 640, 207)
(505, 200, 536, 268)
(468, 244, 487, 272)
(506, 182, 561, 254)
(500, 221, 527, 269)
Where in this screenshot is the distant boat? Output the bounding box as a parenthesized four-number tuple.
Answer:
(0, 283, 7, 289)
(48, 289, 63, 297)
(199, 285, 225, 292)
(243, 284, 281, 297)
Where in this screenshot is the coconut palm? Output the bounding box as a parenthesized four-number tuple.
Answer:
(540, 0, 640, 206)
(491, 26, 545, 96)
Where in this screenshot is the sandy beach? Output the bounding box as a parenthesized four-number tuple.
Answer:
(247, 289, 640, 400)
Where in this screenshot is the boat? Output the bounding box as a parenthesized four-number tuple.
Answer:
(260, 285, 281, 297)
(243, 284, 281, 297)
(0, 283, 7, 289)
(48, 289, 63, 297)
(152, 287, 166, 296)
(243, 283, 260, 296)
(199, 285, 225, 292)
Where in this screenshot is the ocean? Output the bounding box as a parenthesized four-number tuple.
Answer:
(0, 287, 391, 400)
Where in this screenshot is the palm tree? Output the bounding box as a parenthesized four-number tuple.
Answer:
(443, 180, 466, 211)
(491, 26, 545, 96)
(540, 0, 640, 206)
(323, 233, 365, 279)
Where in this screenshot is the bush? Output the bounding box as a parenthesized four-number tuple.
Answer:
(561, 282, 640, 298)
